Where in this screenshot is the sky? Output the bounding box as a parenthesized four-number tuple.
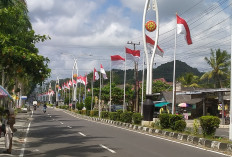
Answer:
(27, 0, 232, 81)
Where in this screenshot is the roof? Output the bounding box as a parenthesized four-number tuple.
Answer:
(162, 91, 202, 104)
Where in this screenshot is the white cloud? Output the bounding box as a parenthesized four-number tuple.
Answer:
(27, 0, 54, 11)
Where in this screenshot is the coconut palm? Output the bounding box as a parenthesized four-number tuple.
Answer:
(178, 72, 200, 88)
(201, 49, 230, 88)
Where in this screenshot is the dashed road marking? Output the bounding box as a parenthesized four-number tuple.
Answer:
(99, 144, 116, 154)
(60, 122, 64, 125)
(67, 126, 72, 128)
(78, 132, 86, 137)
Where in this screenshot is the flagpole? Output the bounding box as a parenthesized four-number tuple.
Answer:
(141, 51, 145, 116)
(91, 78, 93, 110)
(110, 61, 112, 112)
(79, 83, 81, 104)
(84, 76, 87, 107)
(123, 54, 126, 112)
(229, 17, 232, 141)
(99, 72, 102, 117)
(172, 15, 177, 115)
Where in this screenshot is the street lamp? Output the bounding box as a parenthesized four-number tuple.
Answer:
(142, 0, 159, 121)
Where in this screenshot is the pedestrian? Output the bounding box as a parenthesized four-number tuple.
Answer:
(159, 105, 170, 114)
(2, 109, 13, 154)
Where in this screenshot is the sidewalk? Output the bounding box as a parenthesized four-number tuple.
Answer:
(0, 111, 31, 156)
(186, 119, 229, 128)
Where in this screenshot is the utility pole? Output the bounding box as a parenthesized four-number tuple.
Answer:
(127, 41, 140, 113)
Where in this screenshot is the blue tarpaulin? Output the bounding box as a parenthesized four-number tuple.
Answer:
(154, 102, 170, 107)
(0, 85, 13, 100)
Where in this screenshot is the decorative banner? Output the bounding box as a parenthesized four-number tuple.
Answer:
(145, 20, 156, 32)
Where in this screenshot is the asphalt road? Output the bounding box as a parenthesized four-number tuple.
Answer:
(23, 107, 230, 157)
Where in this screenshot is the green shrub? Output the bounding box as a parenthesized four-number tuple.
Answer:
(90, 110, 98, 117)
(86, 110, 90, 116)
(120, 111, 133, 123)
(169, 114, 183, 130)
(132, 113, 143, 124)
(193, 119, 199, 135)
(76, 103, 84, 110)
(81, 110, 86, 115)
(109, 112, 118, 121)
(116, 110, 123, 121)
(77, 110, 82, 114)
(174, 120, 186, 132)
(159, 113, 170, 129)
(101, 111, 109, 118)
(199, 116, 220, 137)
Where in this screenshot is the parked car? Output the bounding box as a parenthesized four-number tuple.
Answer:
(111, 104, 123, 112)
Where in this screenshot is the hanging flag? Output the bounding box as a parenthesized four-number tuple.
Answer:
(69, 80, 72, 87)
(100, 64, 108, 79)
(111, 55, 125, 67)
(176, 14, 192, 45)
(93, 68, 99, 81)
(58, 86, 61, 91)
(80, 75, 87, 85)
(125, 47, 140, 62)
(146, 35, 164, 57)
(72, 79, 77, 86)
(88, 88, 90, 92)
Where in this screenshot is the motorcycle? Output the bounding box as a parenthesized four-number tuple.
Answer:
(43, 107, 46, 113)
(33, 105, 36, 110)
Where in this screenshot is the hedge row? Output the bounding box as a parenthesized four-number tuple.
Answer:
(75, 109, 143, 125)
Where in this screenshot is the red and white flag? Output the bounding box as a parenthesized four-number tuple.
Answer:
(176, 14, 192, 45)
(111, 55, 125, 67)
(69, 80, 72, 86)
(146, 34, 164, 57)
(100, 64, 108, 79)
(81, 75, 87, 85)
(93, 68, 99, 81)
(125, 47, 140, 62)
(72, 79, 77, 86)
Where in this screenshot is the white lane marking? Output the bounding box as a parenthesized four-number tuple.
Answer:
(50, 116, 52, 118)
(47, 114, 50, 115)
(78, 132, 86, 137)
(99, 144, 116, 154)
(67, 126, 72, 128)
(60, 122, 64, 125)
(52, 119, 54, 121)
(62, 110, 230, 157)
(19, 121, 31, 157)
(31, 110, 33, 118)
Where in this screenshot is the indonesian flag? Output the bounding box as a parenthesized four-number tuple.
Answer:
(66, 81, 70, 90)
(88, 88, 90, 92)
(93, 68, 99, 81)
(111, 55, 125, 67)
(125, 47, 140, 62)
(146, 35, 164, 57)
(176, 14, 192, 45)
(100, 64, 108, 79)
(80, 75, 87, 85)
(58, 86, 61, 91)
(72, 79, 77, 86)
(69, 80, 72, 86)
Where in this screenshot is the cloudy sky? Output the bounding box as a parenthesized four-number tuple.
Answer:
(27, 0, 231, 81)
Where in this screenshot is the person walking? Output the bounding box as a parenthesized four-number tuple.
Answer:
(2, 109, 13, 154)
(159, 105, 170, 114)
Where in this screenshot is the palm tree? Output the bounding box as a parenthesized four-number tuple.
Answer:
(178, 72, 200, 88)
(201, 49, 230, 88)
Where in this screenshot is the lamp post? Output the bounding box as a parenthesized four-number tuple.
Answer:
(72, 59, 78, 110)
(142, 0, 159, 121)
(55, 76, 59, 107)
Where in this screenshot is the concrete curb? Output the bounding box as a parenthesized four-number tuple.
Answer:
(64, 110, 231, 153)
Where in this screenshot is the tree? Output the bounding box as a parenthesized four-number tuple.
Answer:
(0, 0, 51, 94)
(201, 49, 230, 88)
(177, 72, 200, 88)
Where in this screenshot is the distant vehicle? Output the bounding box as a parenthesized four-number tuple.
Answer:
(111, 104, 123, 112)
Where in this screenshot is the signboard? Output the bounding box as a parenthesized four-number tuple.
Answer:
(21, 96, 27, 100)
